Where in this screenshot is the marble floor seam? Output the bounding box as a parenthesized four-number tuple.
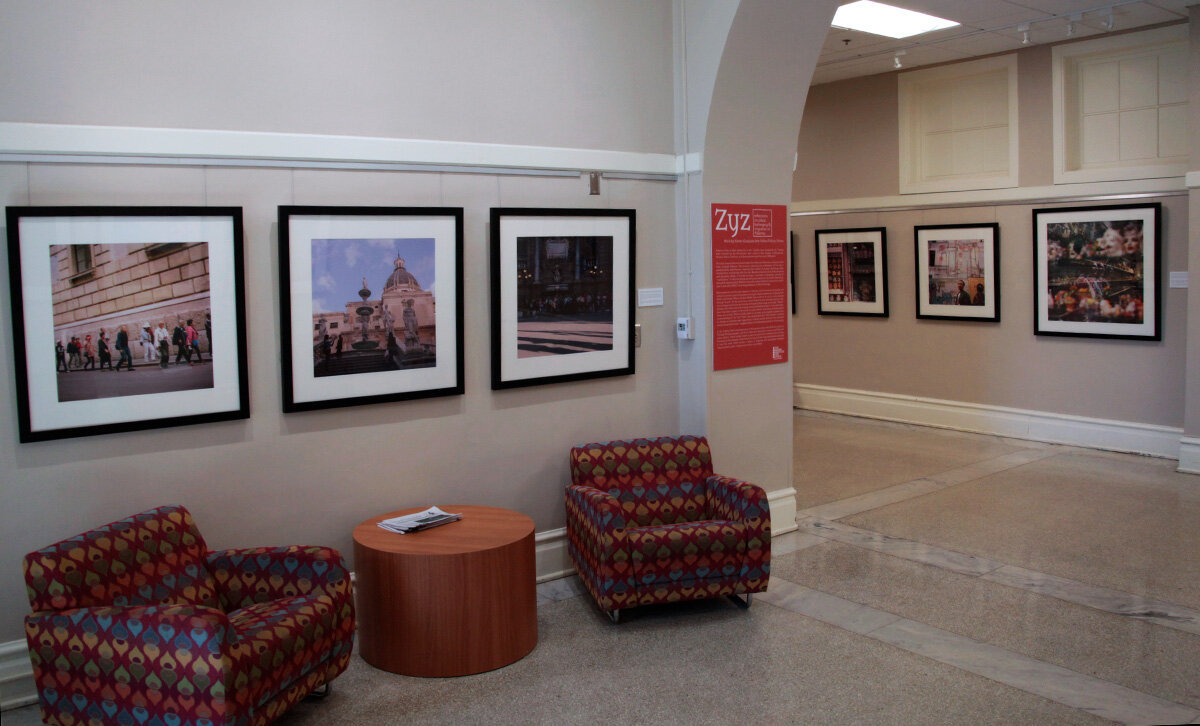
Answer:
(797, 450, 1059, 523)
(790, 515, 1200, 639)
(762, 578, 1200, 726)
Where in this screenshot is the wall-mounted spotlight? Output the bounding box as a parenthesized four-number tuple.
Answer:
(1017, 23, 1030, 45)
(1066, 13, 1082, 37)
(894, 50, 905, 69)
(1101, 10, 1114, 31)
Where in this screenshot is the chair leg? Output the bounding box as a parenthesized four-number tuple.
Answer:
(728, 593, 752, 609)
(606, 608, 621, 624)
(305, 682, 332, 701)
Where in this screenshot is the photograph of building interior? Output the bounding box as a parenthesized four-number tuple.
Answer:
(1, 1, 1199, 724)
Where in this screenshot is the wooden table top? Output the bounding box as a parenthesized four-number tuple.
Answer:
(353, 505, 534, 556)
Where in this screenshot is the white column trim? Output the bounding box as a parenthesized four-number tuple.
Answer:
(0, 639, 35, 711)
(0, 122, 682, 177)
(790, 177, 1186, 215)
(1180, 437, 1200, 475)
(794, 383, 1184, 460)
(1184, 171, 1200, 189)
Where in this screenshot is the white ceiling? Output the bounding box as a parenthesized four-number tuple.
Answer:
(813, 0, 1195, 85)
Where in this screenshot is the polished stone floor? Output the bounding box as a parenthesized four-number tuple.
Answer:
(8, 411, 1199, 724)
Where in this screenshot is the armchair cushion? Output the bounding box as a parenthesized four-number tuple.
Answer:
(570, 436, 714, 526)
(627, 520, 747, 603)
(23, 505, 221, 612)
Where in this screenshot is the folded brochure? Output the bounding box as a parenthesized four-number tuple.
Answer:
(378, 506, 462, 534)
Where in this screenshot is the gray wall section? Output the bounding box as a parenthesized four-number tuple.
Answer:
(791, 197, 1188, 426)
(701, 0, 838, 493)
(793, 45, 1057, 200)
(0, 1, 679, 643)
(792, 44, 1191, 429)
(0, 0, 675, 153)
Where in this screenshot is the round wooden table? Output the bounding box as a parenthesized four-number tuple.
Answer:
(352, 505, 537, 677)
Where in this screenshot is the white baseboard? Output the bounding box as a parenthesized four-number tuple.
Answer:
(1180, 437, 1200, 475)
(0, 639, 35, 712)
(533, 485, 798, 584)
(535, 527, 574, 584)
(794, 383, 1184, 460)
(767, 487, 799, 535)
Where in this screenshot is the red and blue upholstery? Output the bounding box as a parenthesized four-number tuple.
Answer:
(566, 435, 770, 616)
(22, 504, 354, 726)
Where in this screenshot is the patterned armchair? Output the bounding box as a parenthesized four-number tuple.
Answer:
(22, 504, 355, 726)
(566, 435, 770, 622)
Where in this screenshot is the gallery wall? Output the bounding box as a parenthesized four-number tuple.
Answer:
(791, 40, 1192, 431)
(0, 1, 680, 644)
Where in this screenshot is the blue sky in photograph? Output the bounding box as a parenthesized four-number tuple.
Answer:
(311, 238, 435, 313)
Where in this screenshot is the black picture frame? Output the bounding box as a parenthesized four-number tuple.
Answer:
(278, 206, 465, 412)
(1033, 203, 1161, 341)
(490, 207, 635, 390)
(914, 223, 1001, 322)
(6, 206, 249, 442)
(790, 230, 797, 315)
(815, 227, 889, 317)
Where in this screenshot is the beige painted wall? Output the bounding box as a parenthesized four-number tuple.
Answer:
(791, 197, 1188, 426)
(688, 0, 838, 495)
(0, 1, 680, 644)
(791, 73, 900, 200)
(792, 41, 1191, 430)
(793, 45, 1058, 199)
(0, 1, 674, 154)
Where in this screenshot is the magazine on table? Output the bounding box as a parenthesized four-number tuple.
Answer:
(378, 506, 462, 534)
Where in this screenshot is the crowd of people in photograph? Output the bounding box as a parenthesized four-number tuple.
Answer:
(519, 293, 611, 319)
(1045, 220, 1145, 324)
(1046, 221, 1143, 262)
(1048, 282, 1144, 323)
(56, 315, 212, 373)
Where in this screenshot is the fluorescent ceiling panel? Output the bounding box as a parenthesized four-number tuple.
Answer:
(832, 1, 959, 39)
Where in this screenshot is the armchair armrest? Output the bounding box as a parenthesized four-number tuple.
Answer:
(564, 484, 637, 611)
(207, 545, 352, 612)
(707, 475, 771, 587)
(25, 603, 241, 724)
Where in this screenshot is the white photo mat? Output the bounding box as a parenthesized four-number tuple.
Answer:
(815, 228, 888, 316)
(15, 213, 245, 437)
(915, 224, 999, 321)
(284, 213, 461, 405)
(494, 213, 632, 386)
(1034, 205, 1159, 339)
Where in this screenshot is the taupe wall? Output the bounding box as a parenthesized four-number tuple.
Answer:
(792, 45, 1055, 198)
(792, 45, 1191, 428)
(0, 1, 679, 643)
(0, 1, 674, 153)
(791, 198, 1188, 425)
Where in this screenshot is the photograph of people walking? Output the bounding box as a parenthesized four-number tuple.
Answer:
(49, 243, 215, 402)
(7, 205, 248, 442)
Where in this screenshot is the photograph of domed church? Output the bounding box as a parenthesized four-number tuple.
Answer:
(310, 238, 436, 377)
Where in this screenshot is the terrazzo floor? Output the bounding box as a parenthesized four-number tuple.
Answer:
(8, 411, 1199, 725)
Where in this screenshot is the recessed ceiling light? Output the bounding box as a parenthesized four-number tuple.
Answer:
(831, 1, 959, 39)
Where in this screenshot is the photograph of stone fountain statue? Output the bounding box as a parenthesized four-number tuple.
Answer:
(310, 238, 436, 377)
(1044, 219, 1145, 324)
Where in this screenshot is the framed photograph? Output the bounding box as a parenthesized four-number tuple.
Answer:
(278, 206, 464, 412)
(1033, 203, 1160, 340)
(490, 208, 635, 390)
(914, 223, 1000, 322)
(790, 231, 797, 315)
(6, 206, 248, 442)
(815, 227, 888, 317)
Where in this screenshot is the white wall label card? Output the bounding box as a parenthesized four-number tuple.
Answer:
(637, 287, 664, 307)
